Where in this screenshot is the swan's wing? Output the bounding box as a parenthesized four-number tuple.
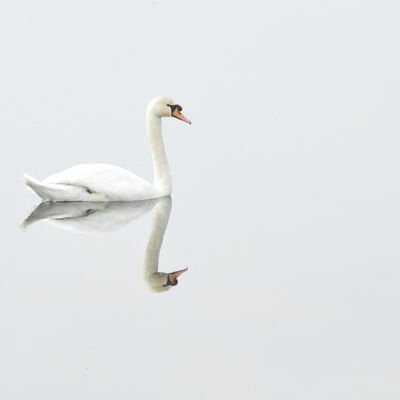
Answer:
(43, 164, 159, 201)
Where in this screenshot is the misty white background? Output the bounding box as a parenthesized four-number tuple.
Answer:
(1, 1, 399, 399)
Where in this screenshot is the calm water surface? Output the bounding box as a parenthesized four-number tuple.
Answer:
(2, 1, 400, 399)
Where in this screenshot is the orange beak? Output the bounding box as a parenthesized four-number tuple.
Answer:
(167, 268, 188, 284)
(172, 108, 192, 124)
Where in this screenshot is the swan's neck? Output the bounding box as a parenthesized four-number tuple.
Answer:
(143, 197, 171, 290)
(146, 112, 172, 195)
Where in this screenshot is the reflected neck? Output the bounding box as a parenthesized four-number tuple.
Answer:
(146, 112, 172, 195)
(143, 197, 172, 290)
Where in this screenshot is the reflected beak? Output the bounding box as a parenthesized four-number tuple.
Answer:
(167, 268, 188, 284)
(172, 108, 192, 124)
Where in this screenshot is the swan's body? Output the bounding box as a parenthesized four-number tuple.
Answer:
(24, 97, 191, 202)
(25, 164, 160, 202)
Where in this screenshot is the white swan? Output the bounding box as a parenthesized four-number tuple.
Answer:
(23, 96, 191, 202)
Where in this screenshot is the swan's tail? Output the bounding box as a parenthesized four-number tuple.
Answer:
(23, 173, 68, 202)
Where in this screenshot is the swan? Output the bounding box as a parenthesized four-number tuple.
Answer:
(23, 96, 191, 202)
(21, 197, 188, 291)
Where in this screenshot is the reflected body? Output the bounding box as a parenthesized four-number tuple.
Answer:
(22, 197, 187, 291)
(23, 97, 191, 202)
(22, 199, 159, 234)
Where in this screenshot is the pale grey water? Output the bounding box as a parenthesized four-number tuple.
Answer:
(1, 1, 400, 399)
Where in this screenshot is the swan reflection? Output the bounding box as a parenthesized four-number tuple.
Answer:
(22, 197, 187, 292)
(22, 199, 159, 233)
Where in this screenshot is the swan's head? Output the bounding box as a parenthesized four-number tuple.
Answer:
(147, 268, 188, 293)
(147, 96, 191, 124)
